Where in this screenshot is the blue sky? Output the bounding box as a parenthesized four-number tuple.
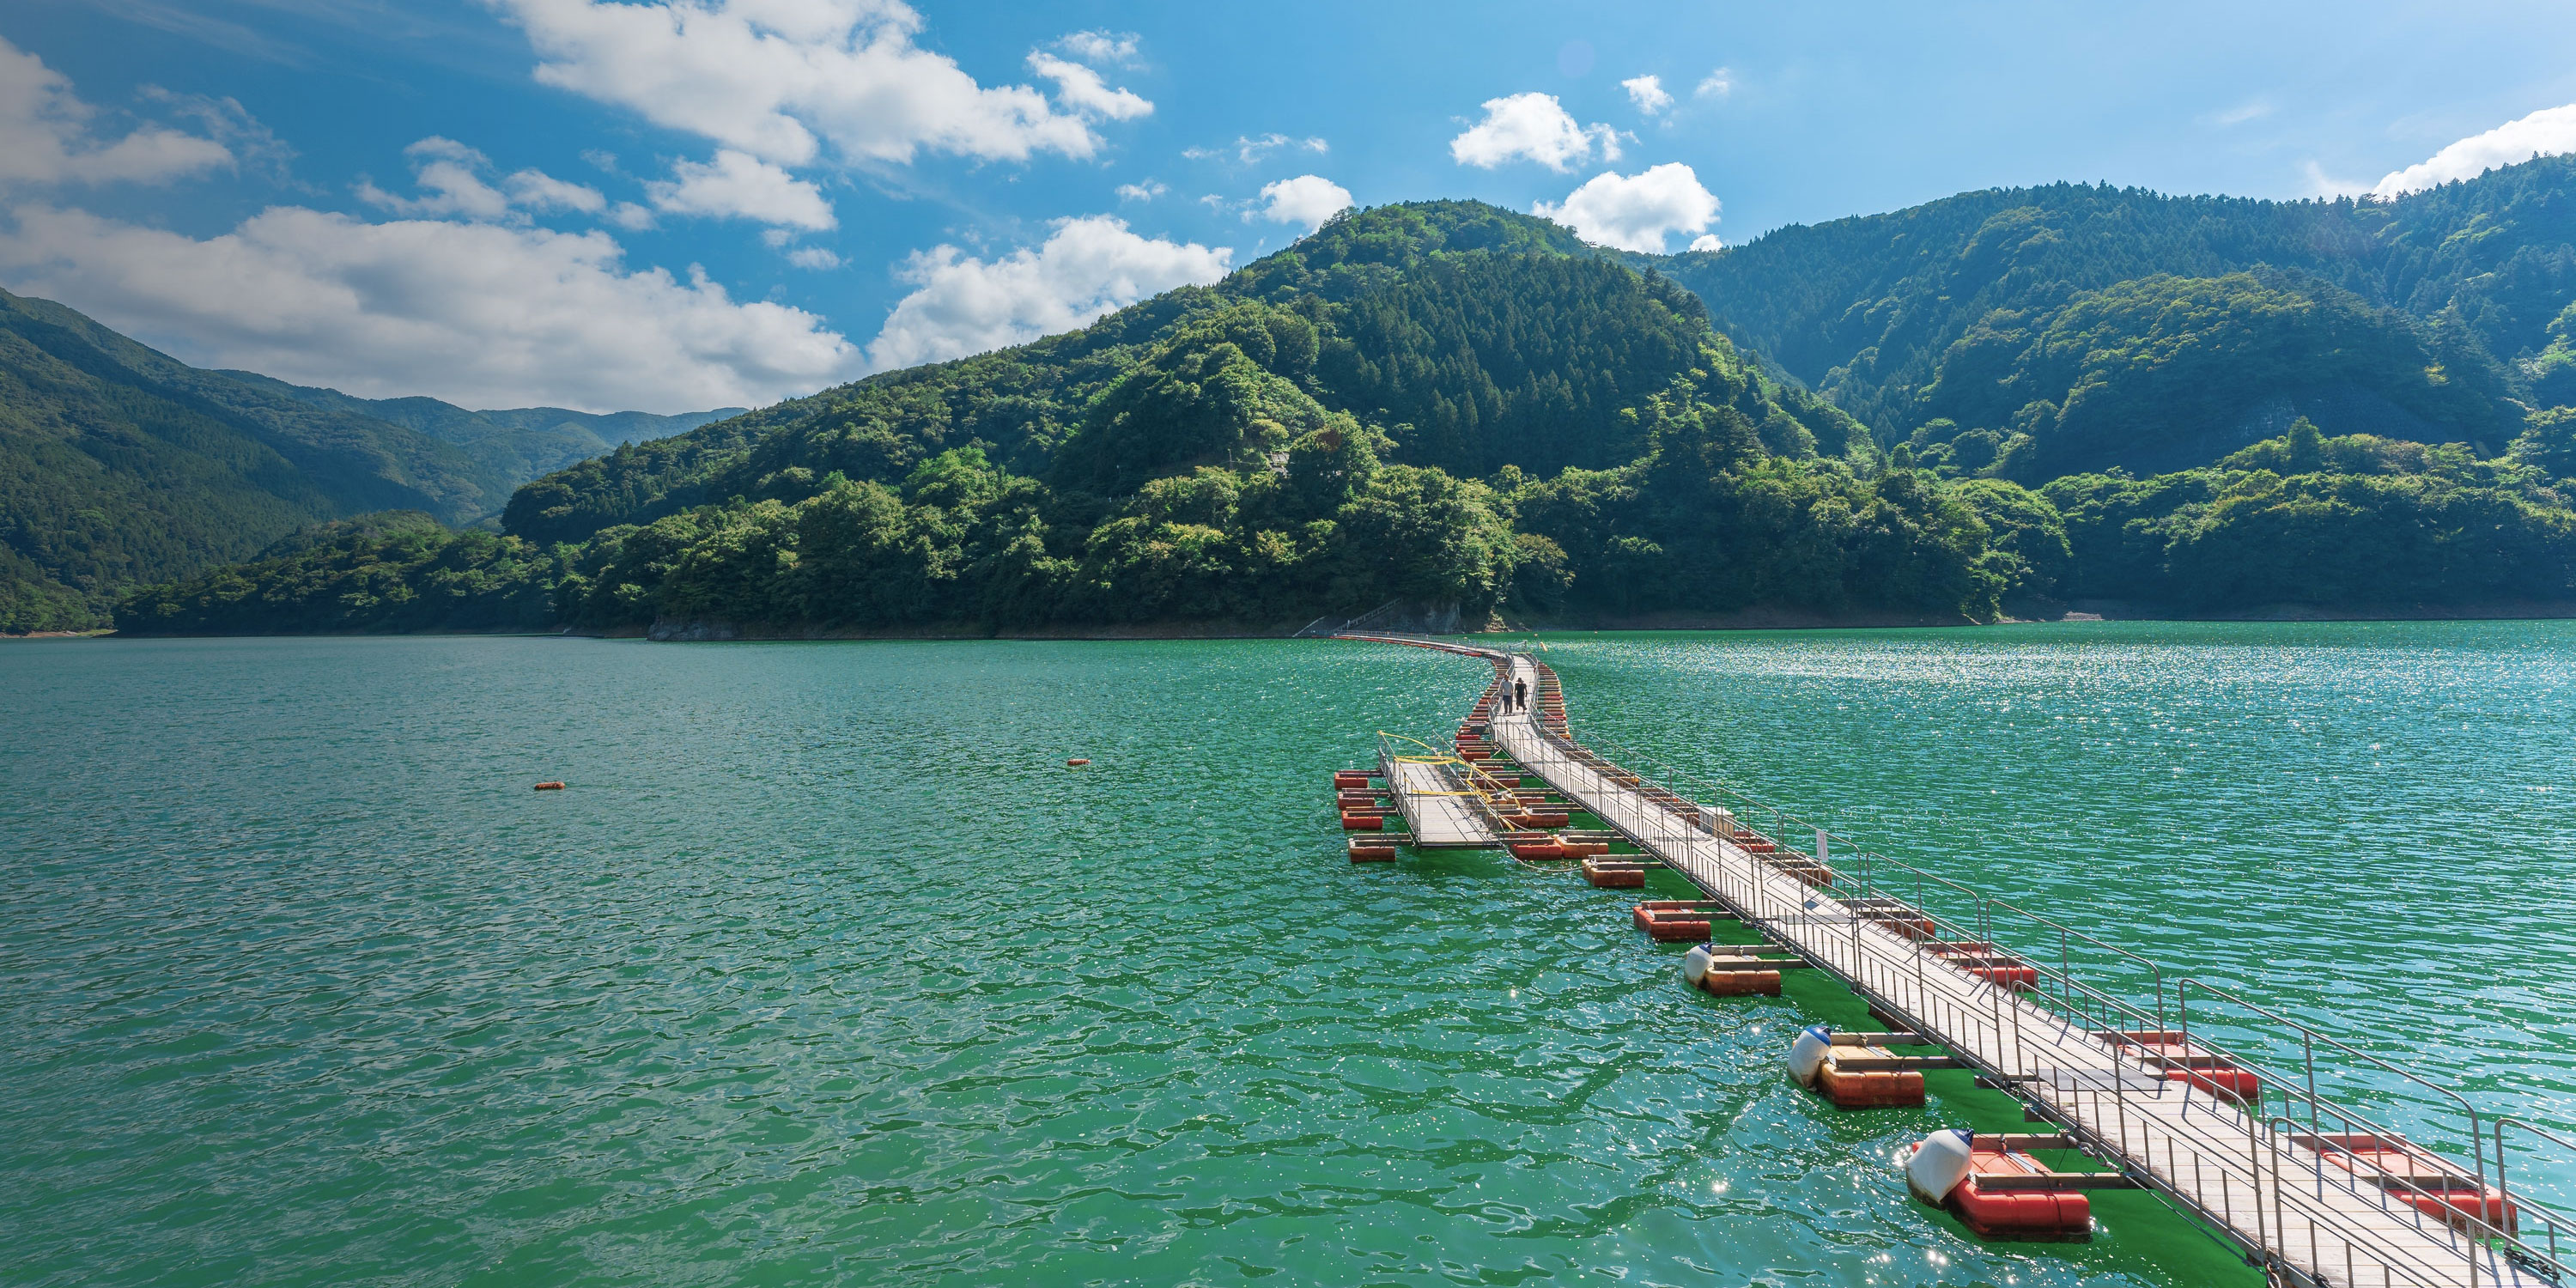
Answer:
(5, 0, 2576, 413)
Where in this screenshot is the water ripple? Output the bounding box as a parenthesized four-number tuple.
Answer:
(8, 628, 2562, 1285)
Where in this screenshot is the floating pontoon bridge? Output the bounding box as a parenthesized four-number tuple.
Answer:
(1330, 634, 2573, 1287)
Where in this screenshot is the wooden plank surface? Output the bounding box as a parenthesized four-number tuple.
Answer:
(1387, 756, 1497, 848)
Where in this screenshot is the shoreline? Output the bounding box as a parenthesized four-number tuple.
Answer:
(51, 598, 2576, 642)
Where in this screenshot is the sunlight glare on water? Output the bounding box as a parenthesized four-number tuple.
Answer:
(3, 623, 2569, 1286)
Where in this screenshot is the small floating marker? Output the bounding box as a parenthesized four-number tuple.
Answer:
(1906, 1129, 1977, 1205)
(533, 781, 567, 791)
(1066, 758, 1090, 767)
(1787, 1024, 1834, 1086)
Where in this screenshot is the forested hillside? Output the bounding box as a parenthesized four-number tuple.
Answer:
(0, 286, 739, 633)
(112, 165, 2576, 638)
(221, 373, 744, 498)
(123, 203, 2002, 636)
(1657, 158, 2576, 459)
(0, 289, 503, 631)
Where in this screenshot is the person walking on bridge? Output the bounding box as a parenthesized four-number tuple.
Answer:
(1513, 678, 1528, 713)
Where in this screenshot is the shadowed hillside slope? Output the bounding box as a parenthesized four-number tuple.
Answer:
(0, 286, 740, 632)
(1656, 159, 2576, 462)
(134, 204, 2002, 636)
(116, 177, 2576, 636)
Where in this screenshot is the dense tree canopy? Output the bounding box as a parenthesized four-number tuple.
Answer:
(1911, 271, 2516, 480)
(110, 171, 2576, 636)
(0, 288, 732, 632)
(1659, 160, 2576, 441)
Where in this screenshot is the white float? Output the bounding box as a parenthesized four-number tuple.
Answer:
(1682, 944, 1712, 985)
(1787, 1024, 1833, 1086)
(1905, 1128, 1978, 1204)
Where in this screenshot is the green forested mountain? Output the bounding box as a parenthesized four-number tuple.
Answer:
(1656, 158, 2576, 461)
(219, 373, 744, 491)
(2032, 420, 2575, 610)
(118, 509, 561, 636)
(1905, 270, 2517, 479)
(126, 202, 1999, 636)
(109, 164, 2576, 638)
(0, 285, 740, 632)
(0, 289, 497, 630)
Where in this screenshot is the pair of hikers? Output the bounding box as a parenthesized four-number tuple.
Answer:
(1509, 678, 1528, 712)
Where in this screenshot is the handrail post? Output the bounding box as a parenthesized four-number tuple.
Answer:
(1358, 638, 2576, 1288)
(2304, 1034, 2317, 1133)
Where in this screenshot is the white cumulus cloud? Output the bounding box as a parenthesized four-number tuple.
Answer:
(1027, 52, 1151, 121)
(1115, 179, 1166, 202)
(1688, 234, 1721, 252)
(647, 149, 835, 229)
(1695, 68, 1733, 99)
(1055, 30, 1139, 66)
(507, 168, 609, 214)
(1186, 133, 1327, 164)
(0, 203, 859, 410)
(869, 216, 1230, 370)
(2372, 104, 2576, 197)
(2300, 160, 2365, 198)
(1255, 174, 1352, 233)
(492, 0, 1141, 167)
(0, 36, 234, 190)
(1622, 75, 1673, 117)
(1534, 163, 1720, 253)
(1449, 92, 1619, 172)
(358, 137, 605, 222)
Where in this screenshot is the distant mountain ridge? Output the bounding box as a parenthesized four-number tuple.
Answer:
(217, 371, 743, 500)
(0, 286, 744, 631)
(1651, 158, 2576, 464)
(75, 161, 2576, 638)
(132, 201, 1968, 638)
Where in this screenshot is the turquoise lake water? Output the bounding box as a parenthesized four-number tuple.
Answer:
(3, 624, 2571, 1286)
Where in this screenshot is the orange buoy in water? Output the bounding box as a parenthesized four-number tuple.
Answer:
(533, 781, 567, 791)
(1066, 758, 1091, 767)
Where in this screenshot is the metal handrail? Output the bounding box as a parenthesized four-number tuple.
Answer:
(1370, 637, 2576, 1285)
(1986, 896, 2170, 1036)
(2497, 1116, 2576, 1270)
(2177, 976, 2486, 1146)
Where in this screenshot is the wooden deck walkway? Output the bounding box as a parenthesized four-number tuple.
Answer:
(1340, 634, 2567, 1288)
(1385, 755, 1498, 848)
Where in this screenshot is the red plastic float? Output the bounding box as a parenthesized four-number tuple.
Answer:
(1930, 942, 2040, 991)
(1696, 968, 1781, 996)
(1949, 1148, 2092, 1238)
(2099, 1031, 2263, 1104)
(1819, 1060, 1925, 1109)
(1581, 859, 1643, 888)
(1631, 901, 1721, 941)
(2303, 1133, 2518, 1233)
